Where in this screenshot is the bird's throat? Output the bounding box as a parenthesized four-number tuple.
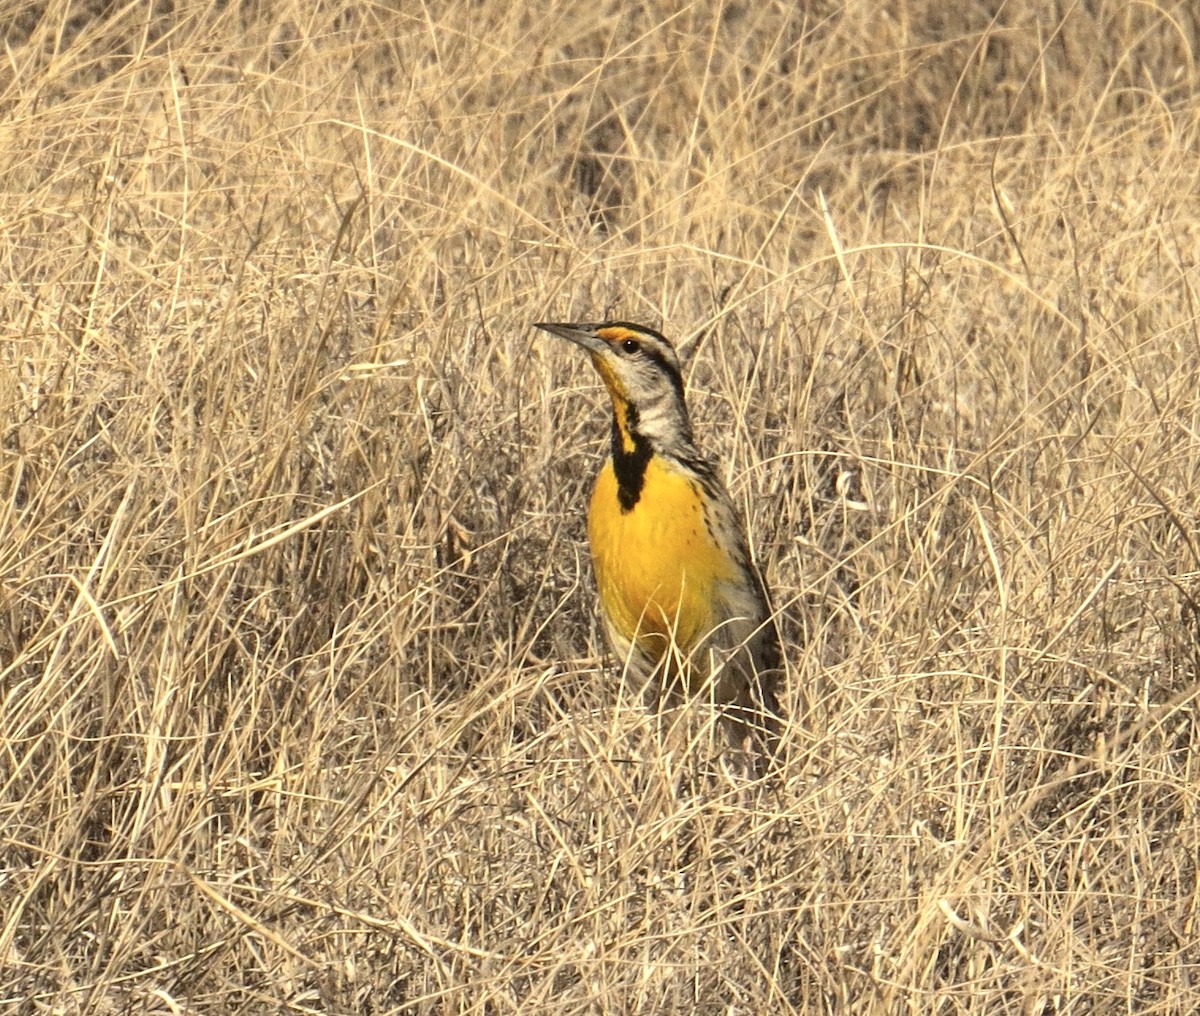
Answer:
(610, 406, 652, 513)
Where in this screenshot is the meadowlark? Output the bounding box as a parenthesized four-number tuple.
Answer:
(536, 320, 783, 762)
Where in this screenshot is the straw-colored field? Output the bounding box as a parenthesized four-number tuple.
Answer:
(3, 2, 1200, 1012)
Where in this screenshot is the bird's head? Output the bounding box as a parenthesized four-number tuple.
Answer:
(535, 321, 695, 455)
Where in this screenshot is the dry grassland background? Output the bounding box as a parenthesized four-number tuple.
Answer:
(3, 1, 1200, 1012)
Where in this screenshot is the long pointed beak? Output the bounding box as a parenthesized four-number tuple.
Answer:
(534, 322, 608, 355)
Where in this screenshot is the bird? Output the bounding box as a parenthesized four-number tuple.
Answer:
(535, 320, 783, 765)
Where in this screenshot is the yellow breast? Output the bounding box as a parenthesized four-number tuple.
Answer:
(587, 455, 739, 666)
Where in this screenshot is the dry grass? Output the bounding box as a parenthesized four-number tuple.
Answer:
(3, 1, 1200, 1012)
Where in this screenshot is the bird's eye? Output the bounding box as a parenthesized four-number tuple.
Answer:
(620, 338, 640, 354)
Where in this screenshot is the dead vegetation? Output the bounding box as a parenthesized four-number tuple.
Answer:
(2, 1, 1200, 1012)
